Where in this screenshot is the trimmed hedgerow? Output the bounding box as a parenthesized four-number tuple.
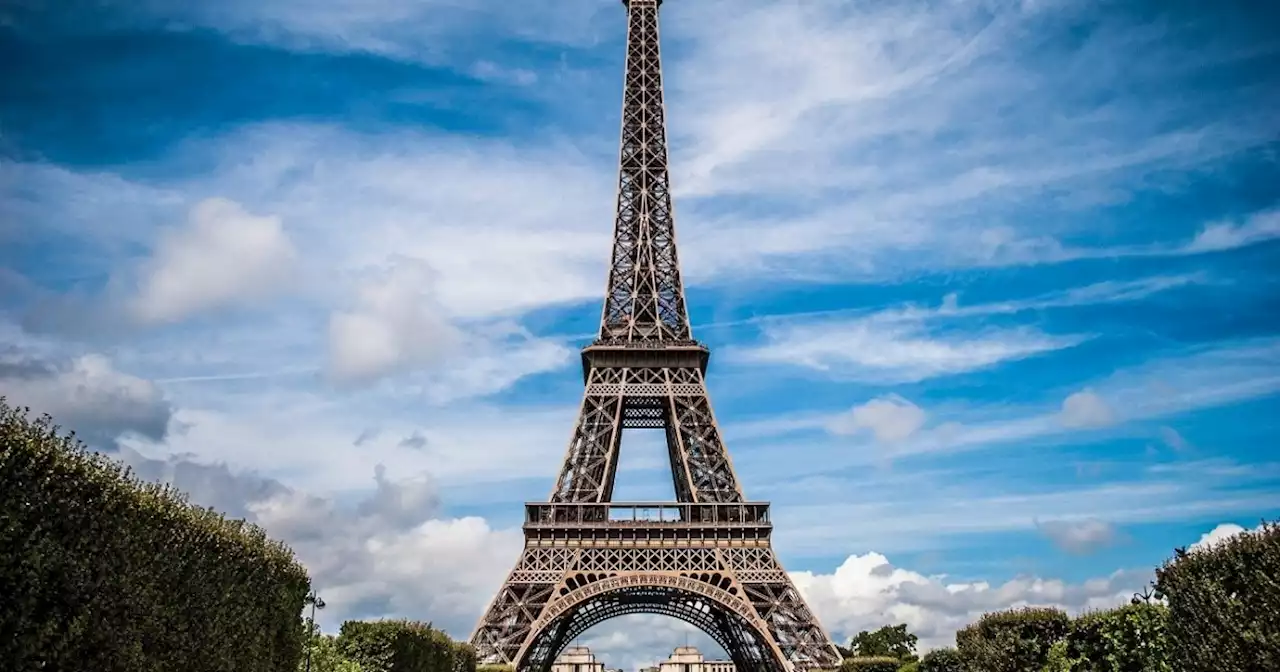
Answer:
(475, 665, 513, 672)
(452, 641, 477, 672)
(1154, 521, 1280, 672)
(917, 647, 963, 672)
(0, 399, 311, 672)
(955, 606, 1070, 672)
(337, 619, 475, 672)
(1064, 603, 1171, 672)
(839, 656, 902, 672)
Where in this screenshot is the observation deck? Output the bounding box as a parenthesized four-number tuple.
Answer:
(580, 340, 711, 381)
(522, 501, 772, 547)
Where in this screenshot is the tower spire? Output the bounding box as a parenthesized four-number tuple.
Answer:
(598, 0, 691, 345)
(469, 3, 843, 670)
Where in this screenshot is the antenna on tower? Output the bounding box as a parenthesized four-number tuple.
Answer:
(466, 0, 843, 668)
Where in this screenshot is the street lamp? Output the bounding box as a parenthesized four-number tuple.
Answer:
(304, 590, 326, 672)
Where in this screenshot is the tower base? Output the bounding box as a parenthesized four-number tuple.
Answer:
(470, 502, 841, 672)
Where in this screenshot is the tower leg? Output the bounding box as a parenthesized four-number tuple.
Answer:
(471, 545, 841, 672)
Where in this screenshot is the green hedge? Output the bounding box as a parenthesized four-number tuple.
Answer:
(452, 641, 477, 672)
(918, 647, 962, 672)
(0, 399, 311, 672)
(956, 606, 1070, 672)
(1155, 521, 1280, 672)
(839, 656, 902, 672)
(1063, 603, 1170, 672)
(474, 665, 512, 672)
(337, 620, 476, 672)
(301, 628, 366, 672)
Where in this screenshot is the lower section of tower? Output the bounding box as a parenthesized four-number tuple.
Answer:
(470, 502, 842, 672)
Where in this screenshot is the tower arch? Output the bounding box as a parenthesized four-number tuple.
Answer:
(467, 0, 841, 668)
(516, 575, 785, 672)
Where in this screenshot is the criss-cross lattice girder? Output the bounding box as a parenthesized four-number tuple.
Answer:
(469, 2, 841, 671)
(598, 0, 691, 345)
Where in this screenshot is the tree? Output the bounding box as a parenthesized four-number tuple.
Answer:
(918, 648, 962, 672)
(850, 624, 919, 661)
(301, 621, 363, 672)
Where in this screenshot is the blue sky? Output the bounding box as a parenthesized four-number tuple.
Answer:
(2, 0, 1278, 667)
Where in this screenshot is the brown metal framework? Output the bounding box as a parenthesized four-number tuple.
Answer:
(470, 1, 841, 670)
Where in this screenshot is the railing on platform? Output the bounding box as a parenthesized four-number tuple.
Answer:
(524, 501, 771, 527)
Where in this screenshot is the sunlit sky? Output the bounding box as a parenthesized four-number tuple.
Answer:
(2, 0, 1278, 668)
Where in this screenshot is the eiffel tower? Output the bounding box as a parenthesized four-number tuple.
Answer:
(469, 2, 842, 671)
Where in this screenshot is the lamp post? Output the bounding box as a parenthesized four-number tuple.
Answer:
(304, 590, 326, 672)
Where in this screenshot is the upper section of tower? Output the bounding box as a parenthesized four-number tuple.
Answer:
(593, 0, 694, 350)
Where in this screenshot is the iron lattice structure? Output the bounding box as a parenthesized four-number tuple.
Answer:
(470, 2, 842, 671)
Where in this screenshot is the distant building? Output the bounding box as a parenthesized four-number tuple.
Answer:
(553, 646, 606, 672)
(658, 646, 735, 672)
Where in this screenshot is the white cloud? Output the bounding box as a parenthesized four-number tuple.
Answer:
(1059, 389, 1115, 429)
(328, 258, 465, 383)
(326, 255, 574, 390)
(145, 0, 612, 64)
(1035, 518, 1121, 555)
(1183, 208, 1280, 253)
(652, 0, 1278, 279)
(469, 60, 538, 87)
(0, 350, 173, 445)
(117, 449, 522, 638)
(188, 125, 614, 321)
(771, 476, 1279, 559)
(1187, 522, 1266, 552)
(119, 398, 579, 495)
(5, 0, 1277, 351)
(791, 552, 1150, 652)
(734, 338, 1280, 484)
(1157, 426, 1192, 452)
(730, 313, 1086, 383)
(717, 275, 1213, 383)
(828, 395, 926, 443)
(129, 198, 297, 324)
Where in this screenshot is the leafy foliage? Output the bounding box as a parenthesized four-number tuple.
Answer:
(1154, 521, 1280, 672)
(302, 622, 365, 672)
(1063, 603, 1170, 672)
(0, 399, 311, 672)
(1040, 641, 1076, 672)
(850, 624, 919, 661)
(452, 642, 477, 672)
(839, 656, 903, 672)
(918, 648, 963, 672)
(336, 619, 476, 672)
(475, 665, 513, 672)
(956, 607, 1070, 672)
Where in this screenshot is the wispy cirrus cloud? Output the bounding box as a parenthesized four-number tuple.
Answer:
(726, 336, 1280, 479)
(723, 274, 1208, 382)
(895, 337, 1280, 459)
(774, 477, 1278, 558)
(1035, 518, 1123, 555)
(658, 0, 1280, 282)
(733, 319, 1084, 383)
